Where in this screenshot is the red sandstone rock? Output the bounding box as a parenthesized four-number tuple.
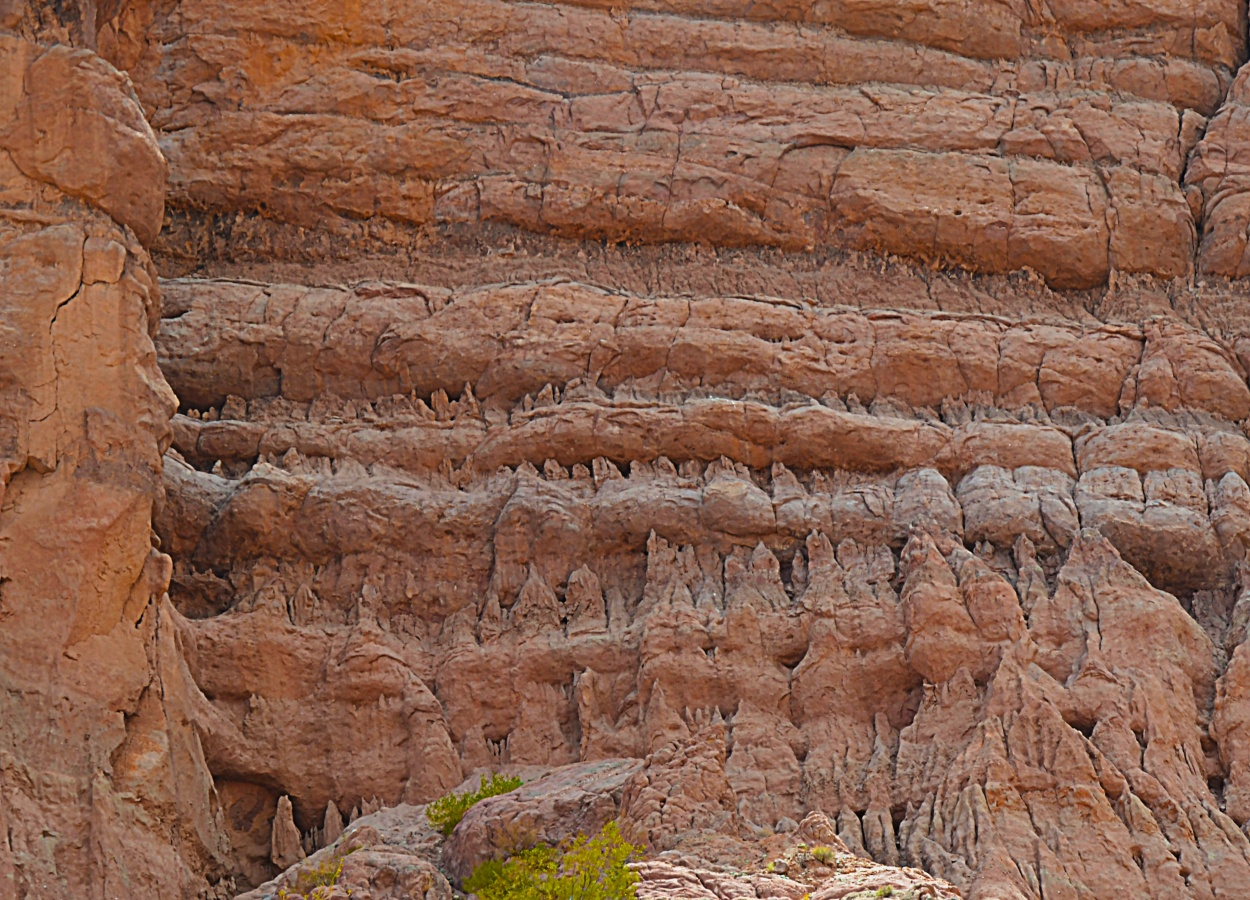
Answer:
(441, 758, 641, 883)
(246, 767, 962, 900)
(0, 22, 229, 900)
(9, 0, 1250, 898)
(101, 0, 1248, 287)
(133, 267, 1250, 897)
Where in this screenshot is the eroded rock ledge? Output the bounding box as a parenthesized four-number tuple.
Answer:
(102, 0, 1250, 288)
(240, 758, 965, 900)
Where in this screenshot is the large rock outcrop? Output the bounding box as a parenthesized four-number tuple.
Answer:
(242, 757, 964, 900)
(0, 15, 230, 900)
(11, 0, 1250, 897)
(149, 270, 1250, 896)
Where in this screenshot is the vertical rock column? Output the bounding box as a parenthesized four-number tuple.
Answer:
(0, 21, 228, 900)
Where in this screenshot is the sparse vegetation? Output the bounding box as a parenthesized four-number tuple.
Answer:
(426, 772, 524, 836)
(811, 845, 836, 864)
(276, 854, 346, 899)
(464, 820, 640, 900)
(876, 887, 894, 898)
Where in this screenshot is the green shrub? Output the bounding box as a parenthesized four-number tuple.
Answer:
(464, 820, 640, 900)
(811, 845, 836, 864)
(276, 855, 346, 899)
(875, 888, 894, 898)
(427, 773, 524, 836)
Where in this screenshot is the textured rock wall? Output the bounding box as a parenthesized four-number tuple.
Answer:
(10, 0, 1250, 897)
(101, 0, 1249, 288)
(107, 0, 1250, 895)
(0, 8, 230, 899)
(154, 275, 1250, 897)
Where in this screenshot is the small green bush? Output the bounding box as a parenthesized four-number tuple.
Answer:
(875, 888, 894, 898)
(464, 820, 640, 900)
(277, 855, 345, 899)
(427, 773, 523, 836)
(811, 845, 836, 864)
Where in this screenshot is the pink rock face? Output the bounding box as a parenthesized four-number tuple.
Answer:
(98, 0, 1250, 287)
(632, 856, 962, 900)
(441, 758, 642, 882)
(145, 264, 1250, 897)
(0, 19, 228, 900)
(10, 0, 1250, 897)
(244, 762, 963, 900)
(236, 821, 453, 900)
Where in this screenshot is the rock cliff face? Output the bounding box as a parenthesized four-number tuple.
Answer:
(0, 6, 230, 898)
(152, 276, 1250, 898)
(8, 0, 1250, 898)
(99, 0, 1243, 288)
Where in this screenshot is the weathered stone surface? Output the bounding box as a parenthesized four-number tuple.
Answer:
(632, 854, 962, 900)
(144, 267, 1250, 897)
(442, 758, 642, 883)
(0, 34, 166, 243)
(1188, 65, 1250, 278)
(174, 603, 464, 821)
(100, 0, 1250, 287)
(134, 266, 1250, 897)
(270, 796, 305, 870)
(237, 820, 452, 900)
(247, 767, 961, 900)
(13, 0, 1250, 897)
(0, 28, 228, 900)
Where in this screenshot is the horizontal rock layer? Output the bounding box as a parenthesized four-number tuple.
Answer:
(102, 0, 1250, 287)
(16, 0, 1250, 897)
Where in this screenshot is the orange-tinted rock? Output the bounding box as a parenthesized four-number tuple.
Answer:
(13, 0, 1250, 897)
(0, 28, 227, 900)
(0, 34, 165, 243)
(102, 0, 1246, 287)
(1187, 66, 1250, 277)
(133, 261, 1250, 897)
(442, 758, 641, 883)
(245, 771, 961, 900)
